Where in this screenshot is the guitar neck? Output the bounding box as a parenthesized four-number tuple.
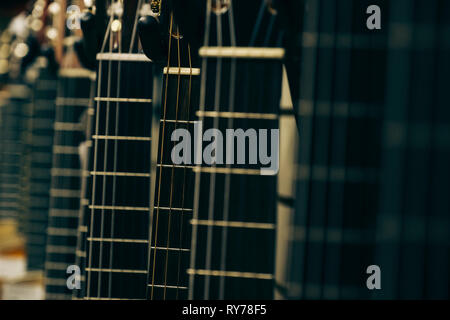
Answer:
(85, 53, 154, 300)
(188, 51, 283, 299)
(147, 31, 201, 299)
(44, 67, 96, 300)
(21, 59, 58, 271)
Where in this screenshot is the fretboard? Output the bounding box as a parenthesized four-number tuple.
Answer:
(23, 58, 58, 271)
(85, 54, 153, 300)
(0, 83, 31, 222)
(147, 58, 200, 299)
(44, 68, 96, 300)
(189, 56, 282, 300)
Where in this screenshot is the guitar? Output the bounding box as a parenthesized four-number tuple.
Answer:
(137, 0, 201, 300)
(0, 3, 41, 225)
(166, 0, 299, 299)
(83, 0, 155, 300)
(22, 0, 66, 272)
(43, 0, 98, 300)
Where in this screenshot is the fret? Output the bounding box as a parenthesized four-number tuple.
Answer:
(51, 168, 82, 177)
(55, 97, 91, 107)
(49, 209, 80, 218)
(187, 269, 274, 280)
(0, 193, 19, 199)
(88, 205, 150, 212)
(196, 110, 278, 120)
(94, 97, 152, 103)
(6, 84, 31, 95)
(47, 227, 79, 237)
(58, 68, 97, 80)
(163, 67, 201, 76)
(148, 284, 188, 290)
(157, 164, 194, 169)
(54, 122, 83, 131)
(86, 268, 147, 274)
(49, 189, 81, 198)
(53, 146, 80, 155)
(45, 278, 69, 286)
(90, 171, 151, 178)
(160, 119, 196, 124)
(151, 246, 190, 252)
(92, 135, 151, 141)
(192, 167, 263, 176)
(96, 53, 151, 62)
(87, 238, 149, 244)
(45, 262, 71, 270)
(190, 219, 275, 230)
(199, 47, 285, 59)
(154, 206, 193, 212)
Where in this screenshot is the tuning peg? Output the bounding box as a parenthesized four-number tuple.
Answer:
(137, 15, 166, 63)
(79, 11, 108, 70)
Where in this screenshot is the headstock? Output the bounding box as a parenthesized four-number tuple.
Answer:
(138, 0, 201, 66)
(169, 0, 298, 49)
(4, 0, 72, 79)
(76, 0, 107, 68)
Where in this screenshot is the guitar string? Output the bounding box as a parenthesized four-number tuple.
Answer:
(203, 0, 224, 299)
(162, 24, 183, 299)
(86, 0, 113, 298)
(105, 0, 145, 298)
(106, 0, 127, 297)
(218, 0, 237, 299)
(150, 12, 174, 299)
(174, 43, 193, 299)
(96, 0, 116, 297)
